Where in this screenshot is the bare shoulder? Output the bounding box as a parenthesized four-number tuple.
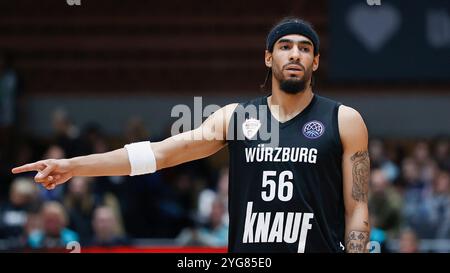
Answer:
(222, 103, 239, 129)
(217, 103, 239, 141)
(205, 103, 239, 121)
(216, 103, 239, 123)
(338, 105, 368, 148)
(222, 103, 239, 114)
(201, 103, 239, 138)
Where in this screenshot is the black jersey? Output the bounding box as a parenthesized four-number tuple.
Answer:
(226, 94, 345, 253)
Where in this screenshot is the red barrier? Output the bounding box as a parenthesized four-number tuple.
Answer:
(81, 246, 228, 253)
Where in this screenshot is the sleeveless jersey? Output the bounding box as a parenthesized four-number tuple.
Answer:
(227, 94, 345, 253)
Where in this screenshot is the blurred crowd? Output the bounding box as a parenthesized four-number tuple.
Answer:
(0, 104, 230, 251)
(369, 138, 450, 252)
(0, 53, 449, 252)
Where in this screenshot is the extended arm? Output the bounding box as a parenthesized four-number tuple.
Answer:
(339, 105, 371, 253)
(12, 103, 238, 189)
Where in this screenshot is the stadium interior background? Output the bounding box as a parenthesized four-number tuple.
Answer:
(0, 0, 449, 252)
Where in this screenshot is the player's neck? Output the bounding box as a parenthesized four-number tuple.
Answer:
(268, 85, 314, 123)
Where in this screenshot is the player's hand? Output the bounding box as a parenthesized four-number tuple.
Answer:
(11, 159, 74, 190)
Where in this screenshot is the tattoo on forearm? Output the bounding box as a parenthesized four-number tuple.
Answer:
(346, 230, 369, 253)
(350, 151, 370, 202)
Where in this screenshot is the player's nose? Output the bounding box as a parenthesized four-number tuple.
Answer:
(288, 47, 301, 62)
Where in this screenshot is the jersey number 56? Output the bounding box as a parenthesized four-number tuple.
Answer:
(261, 170, 293, 202)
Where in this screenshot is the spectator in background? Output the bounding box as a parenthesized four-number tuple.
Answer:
(51, 108, 80, 158)
(73, 123, 106, 156)
(401, 158, 428, 232)
(28, 201, 79, 249)
(64, 176, 126, 244)
(1, 140, 34, 210)
(196, 197, 228, 247)
(0, 177, 40, 240)
(369, 139, 399, 182)
(63, 176, 97, 244)
(176, 197, 228, 247)
(398, 157, 425, 192)
(421, 160, 440, 188)
(434, 138, 450, 171)
(368, 169, 402, 235)
(197, 167, 229, 225)
(410, 141, 436, 187)
(124, 116, 149, 143)
(0, 52, 19, 127)
(90, 206, 128, 247)
(413, 141, 431, 168)
(398, 228, 419, 253)
(20, 213, 42, 245)
(0, 52, 20, 152)
(158, 173, 199, 236)
(409, 171, 450, 239)
(433, 172, 450, 239)
(369, 214, 389, 253)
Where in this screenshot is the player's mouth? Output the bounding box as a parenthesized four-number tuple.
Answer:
(284, 64, 304, 74)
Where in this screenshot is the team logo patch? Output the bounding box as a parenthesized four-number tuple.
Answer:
(242, 118, 261, 139)
(302, 120, 325, 139)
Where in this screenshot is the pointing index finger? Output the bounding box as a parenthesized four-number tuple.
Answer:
(11, 162, 45, 174)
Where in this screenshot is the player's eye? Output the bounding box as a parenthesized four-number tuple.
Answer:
(300, 47, 310, 52)
(280, 45, 290, 50)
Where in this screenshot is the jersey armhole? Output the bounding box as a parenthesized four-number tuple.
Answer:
(333, 103, 343, 154)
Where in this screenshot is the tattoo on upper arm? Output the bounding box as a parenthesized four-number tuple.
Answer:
(350, 151, 370, 202)
(346, 230, 369, 253)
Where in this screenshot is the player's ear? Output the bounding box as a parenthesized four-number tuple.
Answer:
(265, 50, 272, 68)
(312, 54, 320, 72)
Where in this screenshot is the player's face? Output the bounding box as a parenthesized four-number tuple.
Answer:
(43, 210, 64, 236)
(265, 34, 319, 94)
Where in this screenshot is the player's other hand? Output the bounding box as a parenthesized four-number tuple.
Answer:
(11, 159, 74, 190)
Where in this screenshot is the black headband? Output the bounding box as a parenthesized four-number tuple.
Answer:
(266, 20, 320, 56)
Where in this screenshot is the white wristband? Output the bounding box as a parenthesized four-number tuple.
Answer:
(124, 141, 156, 176)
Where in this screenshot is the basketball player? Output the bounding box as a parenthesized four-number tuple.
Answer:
(12, 18, 370, 253)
